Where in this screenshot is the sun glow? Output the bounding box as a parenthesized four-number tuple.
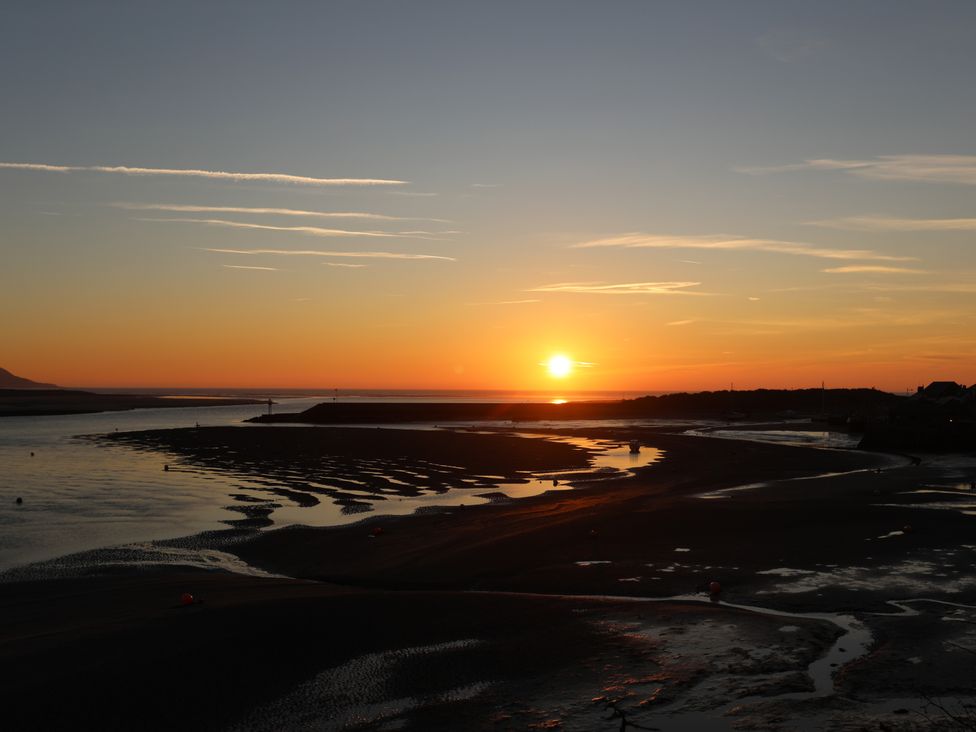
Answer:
(547, 354, 573, 378)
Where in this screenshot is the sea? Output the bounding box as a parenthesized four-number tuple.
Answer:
(0, 389, 852, 575)
(0, 389, 649, 573)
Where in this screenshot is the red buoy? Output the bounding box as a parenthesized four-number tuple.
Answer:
(709, 580, 722, 595)
(180, 592, 195, 606)
(370, 527, 385, 537)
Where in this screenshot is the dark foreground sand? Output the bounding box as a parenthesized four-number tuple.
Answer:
(4, 425, 976, 730)
(0, 570, 849, 731)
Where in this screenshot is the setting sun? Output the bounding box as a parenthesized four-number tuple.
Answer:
(546, 354, 573, 378)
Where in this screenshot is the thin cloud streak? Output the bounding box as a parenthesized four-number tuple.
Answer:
(222, 264, 279, 271)
(204, 248, 454, 261)
(859, 282, 976, 294)
(0, 162, 407, 186)
(397, 230, 464, 236)
(528, 281, 705, 295)
(113, 202, 448, 222)
(822, 265, 927, 274)
(711, 309, 967, 332)
(772, 281, 976, 295)
(139, 217, 409, 238)
(573, 233, 914, 262)
(738, 155, 976, 186)
(324, 262, 367, 268)
(808, 215, 976, 232)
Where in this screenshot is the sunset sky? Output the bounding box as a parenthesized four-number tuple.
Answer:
(3, 1, 976, 391)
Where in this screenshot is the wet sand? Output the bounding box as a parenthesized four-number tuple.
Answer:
(0, 570, 848, 731)
(4, 425, 976, 729)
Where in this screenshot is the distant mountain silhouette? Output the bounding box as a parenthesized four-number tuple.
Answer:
(0, 367, 57, 389)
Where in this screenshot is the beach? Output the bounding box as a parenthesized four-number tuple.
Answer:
(4, 422, 976, 730)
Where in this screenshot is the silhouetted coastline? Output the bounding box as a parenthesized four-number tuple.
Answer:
(858, 381, 976, 452)
(249, 387, 901, 425)
(0, 388, 261, 417)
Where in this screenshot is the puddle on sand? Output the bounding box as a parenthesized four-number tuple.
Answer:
(479, 586, 974, 731)
(696, 462, 901, 500)
(685, 428, 862, 450)
(754, 555, 976, 596)
(264, 432, 664, 528)
(873, 530, 905, 540)
(466, 589, 877, 731)
(877, 497, 976, 517)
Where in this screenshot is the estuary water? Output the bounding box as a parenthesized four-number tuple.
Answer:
(0, 396, 662, 573)
(0, 399, 316, 571)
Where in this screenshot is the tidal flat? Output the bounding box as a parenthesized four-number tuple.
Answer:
(3, 423, 976, 730)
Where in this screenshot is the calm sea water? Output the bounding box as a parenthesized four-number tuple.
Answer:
(0, 391, 855, 574)
(0, 392, 657, 573)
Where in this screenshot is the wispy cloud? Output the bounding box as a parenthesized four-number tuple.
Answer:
(738, 154, 976, 186)
(324, 262, 367, 268)
(140, 217, 412, 238)
(0, 162, 407, 186)
(822, 265, 928, 274)
(113, 202, 448, 222)
(573, 233, 914, 262)
(205, 247, 454, 261)
(470, 183, 502, 188)
(772, 280, 976, 298)
(528, 281, 704, 295)
(396, 230, 464, 238)
(666, 319, 696, 326)
(808, 215, 976, 232)
(715, 308, 969, 332)
(859, 282, 976, 294)
(222, 264, 279, 271)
